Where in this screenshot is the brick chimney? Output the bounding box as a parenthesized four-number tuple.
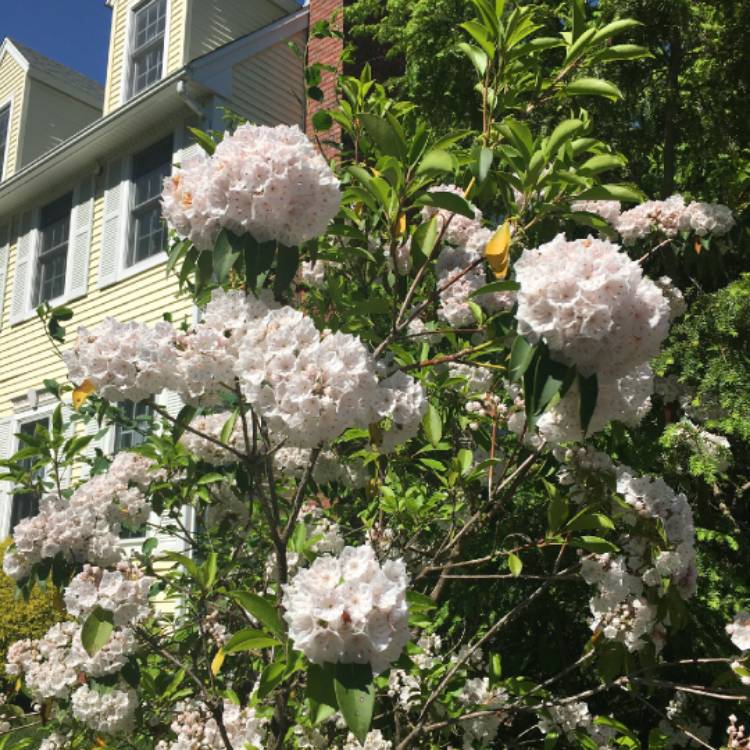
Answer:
(305, 0, 344, 148)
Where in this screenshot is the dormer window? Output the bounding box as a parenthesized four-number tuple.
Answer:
(0, 105, 10, 180)
(129, 0, 167, 98)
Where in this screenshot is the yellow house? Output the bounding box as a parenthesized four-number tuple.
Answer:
(0, 0, 309, 539)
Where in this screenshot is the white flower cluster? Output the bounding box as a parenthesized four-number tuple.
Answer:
(64, 561, 154, 627)
(38, 733, 70, 750)
(536, 364, 654, 444)
(386, 633, 441, 711)
(515, 234, 670, 379)
(157, 700, 266, 750)
(447, 362, 495, 395)
(727, 612, 750, 652)
(272, 446, 369, 489)
(376, 371, 429, 453)
(5, 621, 136, 700)
(180, 411, 249, 465)
(570, 200, 622, 226)
(458, 677, 509, 749)
(669, 418, 732, 473)
(655, 276, 687, 321)
(203, 482, 251, 529)
(343, 730, 393, 750)
(420, 185, 515, 327)
(162, 123, 341, 249)
(71, 684, 138, 736)
(299, 259, 334, 288)
(63, 318, 179, 403)
(538, 701, 591, 741)
(727, 714, 748, 750)
(4, 452, 158, 579)
(613, 196, 734, 244)
(282, 544, 410, 674)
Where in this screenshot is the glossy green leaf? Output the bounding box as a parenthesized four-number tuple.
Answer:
(565, 77, 623, 101)
(414, 190, 475, 219)
(416, 149, 456, 176)
(423, 403, 443, 447)
(224, 628, 281, 654)
(258, 660, 287, 698)
(359, 113, 407, 160)
(81, 606, 114, 657)
(508, 552, 523, 576)
(231, 591, 285, 640)
(547, 119, 584, 157)
(412, 217, 440, 259)
(578, 372, 598, 435)
(334, 662, 375, 745)
(307, 663, 338, 724)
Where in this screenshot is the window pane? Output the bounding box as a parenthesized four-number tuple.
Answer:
(134, 0, 166, 51)
(132, 46, 164, 95)
(129, 137, 173, 266)
(130, 0, 166, 97)
(36, 248, 68, 303)
(35, 193, 72, 305)
(0, 107, 9, 178)
(12, 417, 50, 529)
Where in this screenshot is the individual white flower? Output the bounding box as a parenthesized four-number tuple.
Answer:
(375, 371, 428, 453)
(538, 701, 591, 740)
(282, 544, 410, 674)
(71, 684, 138, 735)
(571, 200, 622, 226)
(514, 234, 670, 378)
(343, 729, 393, 749)
(180, 411, 249, 465)
(678, 201, 734, 237)
(162, 123, 341, 248)
(727, 612, 750, 652)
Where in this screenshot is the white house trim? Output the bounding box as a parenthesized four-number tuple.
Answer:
(0, 94, 13, 183)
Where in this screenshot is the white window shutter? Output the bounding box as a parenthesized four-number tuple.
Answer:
(0, 223, 9, 329)
(174, 125, 205, 170)
(10, 211, 36, 324)
(99, 159, 127, 288)
(0, 417, 13, 537)
(67, 176, 95, 300)
(161, 390, 183, 419)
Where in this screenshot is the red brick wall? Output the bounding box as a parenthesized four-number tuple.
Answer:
(306, 0, 344, 149)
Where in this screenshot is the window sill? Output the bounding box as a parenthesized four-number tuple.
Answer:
(10, 290, 74, 327)
(99, 250, 168, 290)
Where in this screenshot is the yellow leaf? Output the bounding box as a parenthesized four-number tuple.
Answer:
(72, 379, 96, 410)
(485, 221, 511, 279)
(397, 213, 407, 236)
(694, 238, 702, 255)
(94, 737, 108, 748)
(211, 647, 225, 676)
(463, 177, 477, 199)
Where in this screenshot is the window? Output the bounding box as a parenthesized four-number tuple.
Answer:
(113, 401, 153, 539)
(130, 0, 167, 98)
(113, 401, 153, 452)
(10, 417, 49, 531)
(0, 106, 9, 180)
(34, 193, 72, 305)
(128, 136, 173, 267)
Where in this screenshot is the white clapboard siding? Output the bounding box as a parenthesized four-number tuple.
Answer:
(0, 223, 9, 329)
(67, 176, 95, 300)
(10, 211, 36, 323)
(0, 417, 13, 537)
(81, 418, 110, 478)
(99, 158, 127, 288)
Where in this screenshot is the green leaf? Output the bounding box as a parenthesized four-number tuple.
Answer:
(565, 26, 596, 63)
(565, 77, 622, 101)
(509, 336, 534, 382)
(591, 18, 642, 44)
(470, 279, 520, 297)
(412, 217, 440, 259)
(274, 245, 300, 298)
(546, 119, 584, 157)
(406, 590, 437, 613)
(489, 652, 502, 682)
(220, 410, 239, 444)
(213, 230, 240, 284)
(571, 0, 586, 42)
(579, 154, 626, 175)
(224, 628, 281, 654)
(259, 660, 287, 698)
(578, 372, 598, 435)
(359, 113, 407, 161)
(81, 606, 114, 657)
(416, 149, 456, 176)
(508, 552, 523, 577)
(231, 592, 285, 640)
(460, 19, 496, 59)
(414, 191, 475, 219)
(172, 404, 197, 441)
(575, 536, 618, 553)
(334, 662, 375, 745)
(567, 512, 615, 532)
(163, 551, 202, 583)
(307, 663, 338, 724)
(547, 491, 569, 532)
(422, 403, 442, 447)
(312, 110, 333, 131)
(457, 448, 474, 475)
(593, 44, 652, 63)
(574, 184, 644, 203)
(458, 42, 489, 76)
(187, 127, 216, 155)
(478, 146, 494, 183)
(197, 472, 226, 485)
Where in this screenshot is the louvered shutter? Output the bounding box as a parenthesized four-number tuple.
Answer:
(60, 406, 75, 488)
(99, 159, 127, 288)
(0, 223, 9, 329)
(67, 177, 95, 300)
(174, 125, 205, 170)
(161, 390, 183, 419)
(0, 417, 13, 537)
(10, 211, 36, 324)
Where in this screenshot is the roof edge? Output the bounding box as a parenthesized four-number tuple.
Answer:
(0, 39, 31, 73)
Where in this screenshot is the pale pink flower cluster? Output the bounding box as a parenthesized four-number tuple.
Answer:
(458, 677, 509, 748)
(63, 318, 179, 402)
(679, 201, 735, 236)
(3, 453, 158, 579)
(376, 371, 429, 453)
(421, 184, 484, 247)
(282, 544, 410, 674)
(180, 412, 249, 465)
(615, 195, 687, 244)
(343, 730, 393, 750)
(515, 235, 670, 379)
(64, 561, 154, 627)
(538, 701, 592, 741)
(70, 684, 138, 735)
(162, 124, 341, 249)
(156, 700, 266, 750)
(570, 199, 622, 226)
(299, 260, 331, 288)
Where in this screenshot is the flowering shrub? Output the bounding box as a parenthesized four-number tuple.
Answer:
(1, 2, 748, 749)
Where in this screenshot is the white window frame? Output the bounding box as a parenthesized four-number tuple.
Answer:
(122, 0, 171, 104)
(31, 192, 74, 309)
(102, 130, 177, 287)
(0, 96, 13, 183)
(0, 405, 54, 538)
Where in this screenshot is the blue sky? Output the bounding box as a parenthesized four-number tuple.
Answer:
(1, 1, 112, 84)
